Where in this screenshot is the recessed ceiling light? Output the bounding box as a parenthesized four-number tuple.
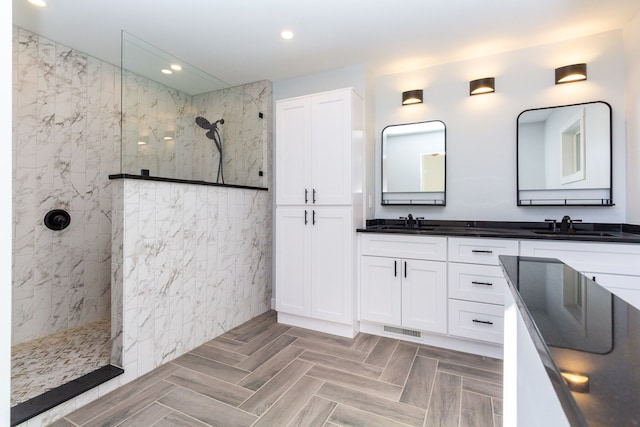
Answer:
(170, 64, 182, 71)
(280, 30, 294, 40)
(28, 0, 47, 7)
(161, 69, 173, 75)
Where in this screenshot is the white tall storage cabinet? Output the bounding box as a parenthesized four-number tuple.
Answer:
(275, 88, 364, 338)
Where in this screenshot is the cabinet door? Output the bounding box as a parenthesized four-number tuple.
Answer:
(310, 90, 352, 205)
(276, 97, 311, 205)
(311, 207, 353, 324)
(402, 259, 447, 333)
(360, 256, 401, 325)
(275, 207, 311, 316)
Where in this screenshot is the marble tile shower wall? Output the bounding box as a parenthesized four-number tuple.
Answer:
(121, 71, 194, 180)
(193, 84, 266, 187)
(110, 179, 273, 374)
(12, 27, 119, 345)
(122, 73, 269, 188)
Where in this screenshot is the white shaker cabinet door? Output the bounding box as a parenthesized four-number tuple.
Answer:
(275, 207, 311, 316)
(360, 256, 402, 326)
(310, 207, 353, 324)
(310, 90, 352, 205)
(275, 97, 311, 205)
(402, 259, 448, 334)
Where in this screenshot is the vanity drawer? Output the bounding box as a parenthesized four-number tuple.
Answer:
(448, 238, 518, 265)
(448, 299, 504, 344)
(448, 263, 506, 305)
(361, 233, 447, 261)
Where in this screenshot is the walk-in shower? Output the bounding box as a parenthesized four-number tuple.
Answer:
(11, 27, 120, 424)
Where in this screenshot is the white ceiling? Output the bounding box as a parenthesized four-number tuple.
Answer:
(12, 0, 640, 87)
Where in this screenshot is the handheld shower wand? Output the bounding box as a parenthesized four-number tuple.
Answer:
(195, 116, 225, 184)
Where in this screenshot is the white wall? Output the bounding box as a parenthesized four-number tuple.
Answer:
(273, 64, 367, 102)
(375, 31, 626, 222)
(625, 10, 640, 224)
(2, 1, 12, 425)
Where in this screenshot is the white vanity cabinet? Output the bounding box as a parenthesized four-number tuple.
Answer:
(275, 88, 364, 338)
(447, 238, 519, 344)
(520, 240, 640, 310)
(360, 234, 448, 334)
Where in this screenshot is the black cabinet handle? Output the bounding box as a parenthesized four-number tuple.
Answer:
(472, 319, 493, 325)
(313, 188, 317, 204)
(304, 210, 308, 225)
(394, 260, 397, 277)
(472, 250, 493, 254)
(312, 210, 316, 225)
(472, 281, 493, 286)
(592, 276, 597, 282)
(404, 261, 407, 278)
(305, 189, 308, 204)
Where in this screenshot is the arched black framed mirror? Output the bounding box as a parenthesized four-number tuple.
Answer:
(381, 120, 446, 206)
(517, 101, 612, 206)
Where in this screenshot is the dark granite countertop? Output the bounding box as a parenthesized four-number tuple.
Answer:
(500, 255, 640, 426)
(357, 219, 640, 243)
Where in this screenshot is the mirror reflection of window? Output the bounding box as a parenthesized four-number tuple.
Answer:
(561, 109, 586, 184)
(420, 152, 445, 192)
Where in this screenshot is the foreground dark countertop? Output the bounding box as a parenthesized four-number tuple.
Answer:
(357, 219, 640, 243)
(500, 255, 640, 426)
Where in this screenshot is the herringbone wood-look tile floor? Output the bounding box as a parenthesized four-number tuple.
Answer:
(51, 311, 503, 427)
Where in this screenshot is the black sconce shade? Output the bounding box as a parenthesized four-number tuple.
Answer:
(469, 77, 495, 95)
(402, 89, 423, 105)
(555, 63, 587, 84)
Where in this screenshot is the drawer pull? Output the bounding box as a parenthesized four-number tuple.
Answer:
(472, 319, 494, 325)
(472, 281, 493, 286)
(394, 260, 397, 277)
(471, 250, 493, 254)
(404, 261, 407, 278)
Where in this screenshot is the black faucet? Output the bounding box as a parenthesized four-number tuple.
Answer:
(407, 214, 415, 228)
(559, 215, 582, 233)
(560, 215, 572, 233)
(400, 214, 416, 228)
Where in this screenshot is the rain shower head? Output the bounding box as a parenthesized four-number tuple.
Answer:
(195, 116, 224, 130)
(195, 116, 210, 129)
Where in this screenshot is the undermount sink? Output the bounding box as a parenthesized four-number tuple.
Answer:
(533, 230, 615, 237)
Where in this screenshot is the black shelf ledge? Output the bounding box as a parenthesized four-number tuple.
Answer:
(109, 174, 269, 191)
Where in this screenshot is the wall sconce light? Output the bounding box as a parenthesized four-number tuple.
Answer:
(469, 77, 495, 96)
(163, 131, 175, 141)
(402, 89, 423, 105)
(561, 371, 590, 393)
(137, 136, 148, 145)
(555, 63, 587, 84)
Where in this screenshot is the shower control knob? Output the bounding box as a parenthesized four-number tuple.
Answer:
(44, 209, 71, 231)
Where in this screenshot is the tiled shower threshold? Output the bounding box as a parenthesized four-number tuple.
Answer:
(11, 364, 124, 426)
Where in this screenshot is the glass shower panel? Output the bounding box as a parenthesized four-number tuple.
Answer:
(121, 32, 264, 187)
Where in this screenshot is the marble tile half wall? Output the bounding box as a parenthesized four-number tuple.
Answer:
(110, 179, 273, 372)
